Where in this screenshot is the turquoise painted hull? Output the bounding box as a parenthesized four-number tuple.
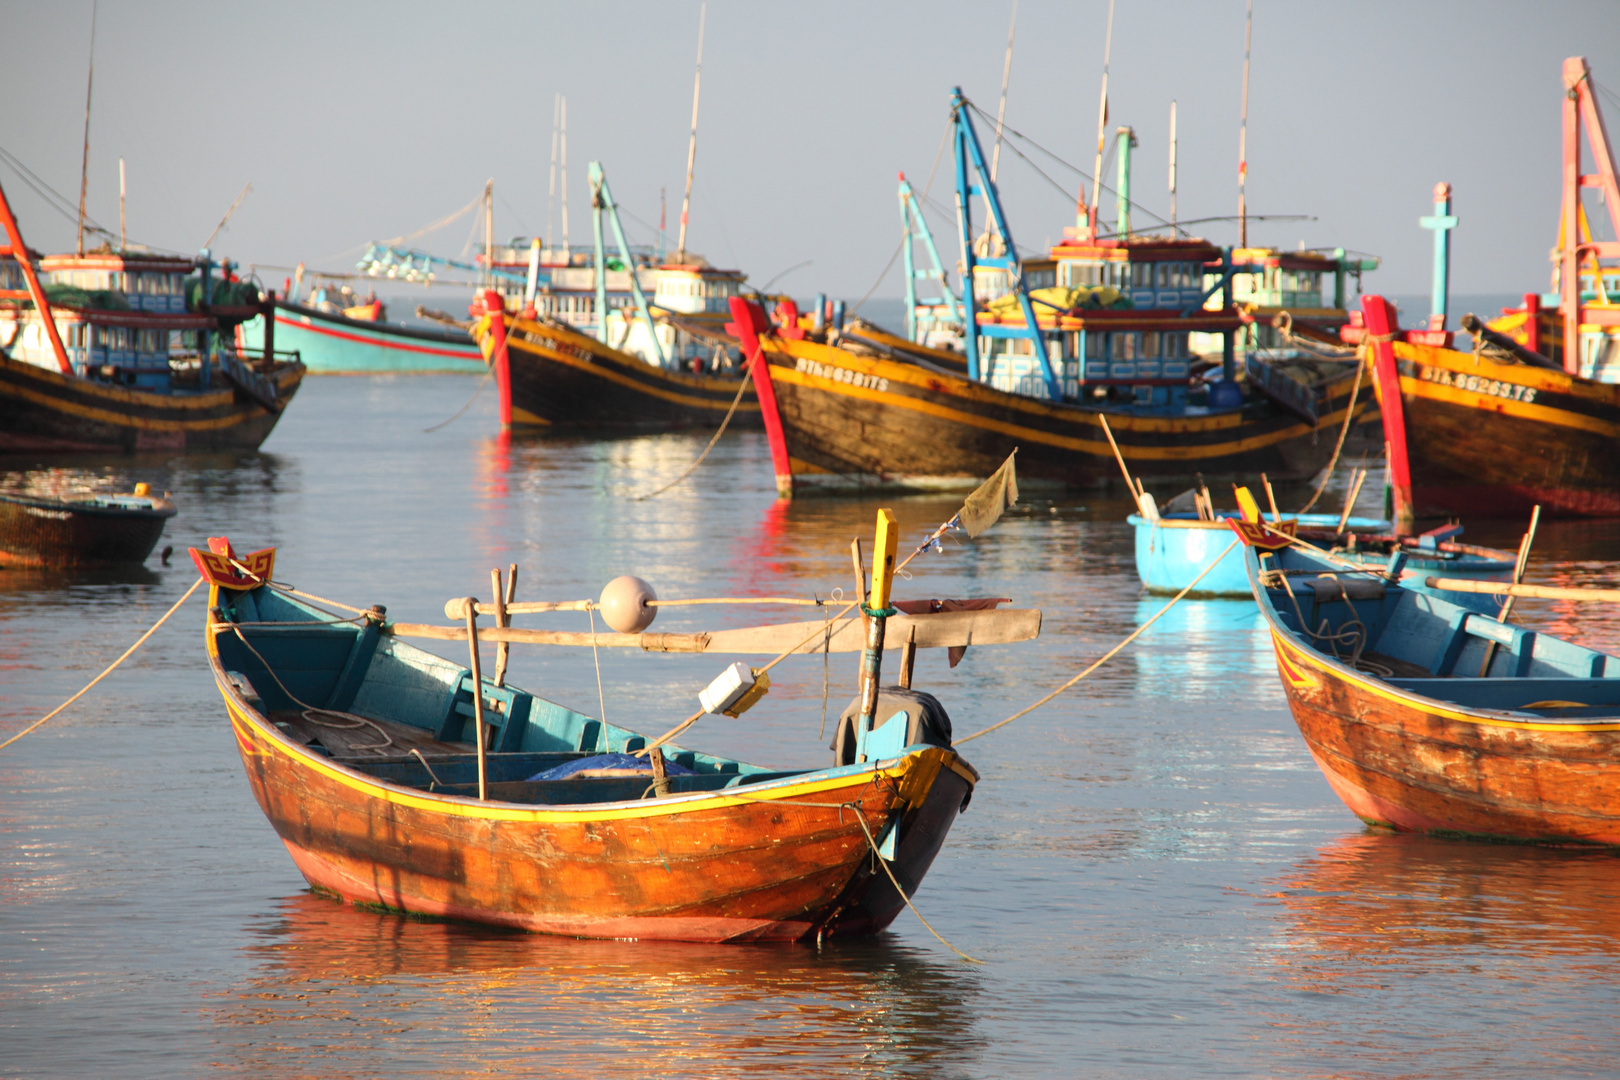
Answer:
(1129, 512, 1514, 602)
(241, 303, 485, 374)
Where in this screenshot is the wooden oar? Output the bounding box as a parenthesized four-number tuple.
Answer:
(1423, 578, 1620, 603)
(389, 606, 1041, 654)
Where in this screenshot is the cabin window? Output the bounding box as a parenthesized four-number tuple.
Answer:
(1085, 332, 1103, 359)
(1143, 331, 1161, 359)
(1111, 332, 1138, 359)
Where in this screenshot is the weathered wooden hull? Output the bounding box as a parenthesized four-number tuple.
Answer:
(1264, 622, 1620, 845)
(755, 336, 1367, 492)
(1383, 340, 1620, 517)
(0, 493, 174, 566)
(479, 313, 763, 432)
(241, 302, 485, 374)
(209, 665, 974, 942)
(0, 353, 304, 453)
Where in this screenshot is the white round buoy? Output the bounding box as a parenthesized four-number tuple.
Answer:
(598, 576, 658, 633)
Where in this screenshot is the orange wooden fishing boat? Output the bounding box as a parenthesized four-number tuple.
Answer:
(199, 539, 1034, 941)
(1245, 538, 1620, 844)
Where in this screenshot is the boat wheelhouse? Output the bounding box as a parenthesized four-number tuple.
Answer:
(605, 258, 748, 372)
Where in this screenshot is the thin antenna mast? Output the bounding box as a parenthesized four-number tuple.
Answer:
(1238, 0, 1252, 248)
(675, 2, 706, 262)
(1168, 101, 1177, 236)
(560, 96, 569, 255)
(546, 94, 560, 254)
(201, 182, 252, 250)
(990, 0, 1017, 184)
(76, 1, 98, 256)
(483, 179, 494, 289)
(118, 157, 126, 249)
(1086, 0, 1116, 241)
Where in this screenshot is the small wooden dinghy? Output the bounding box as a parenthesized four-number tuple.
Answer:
(200, 539, 1037, 941)
(0, 484, 175, 566)
(1244, 540, 1620, 844)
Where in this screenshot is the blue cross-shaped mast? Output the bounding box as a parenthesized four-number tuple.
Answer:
(1419, 181, 1458, 328)
(950, 88, 1059, 398)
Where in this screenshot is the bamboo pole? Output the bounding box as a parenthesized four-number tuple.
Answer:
(1097, 413, 1143, 515)
(490, 568, 509, 688)
(1423, 577, 1620, 604)
(1261, 473, 1280, 522)
(462, 601, 488, 801)
(1479, 505, 1541, 675)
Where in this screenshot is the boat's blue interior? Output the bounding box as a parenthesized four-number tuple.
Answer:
(1254, 548, 1620, 717)
(212, 584, 925, 801)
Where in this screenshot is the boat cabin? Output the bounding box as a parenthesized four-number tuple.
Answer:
(605, 260, 748, 371)
(0, 247, 254, 392)
(1187, 247, 1378, 358)
(966, 236, 1235, 407)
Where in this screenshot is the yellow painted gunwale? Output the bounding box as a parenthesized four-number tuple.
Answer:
(1270, 628, 1620, 733)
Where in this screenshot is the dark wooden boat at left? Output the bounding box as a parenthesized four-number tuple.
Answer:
(197, 537, 1032, 941)
(1244, 536, 1620, 844)
(0, 483, 175, 566)
(0, 178, 303, 453)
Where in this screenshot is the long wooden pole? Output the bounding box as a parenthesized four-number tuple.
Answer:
(463, 602, 488, 801)
(675, 2, 705, 261)
(1097, 413, 1143, 515)
(1479, 505, 1541, 675)
(491, 567, 510, 688)
(1423, 577, 1620, 604)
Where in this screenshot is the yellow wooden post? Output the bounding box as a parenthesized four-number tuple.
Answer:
(856, 509, 899, 759)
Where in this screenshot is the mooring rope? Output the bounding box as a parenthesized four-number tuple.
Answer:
(1296, 353, 1366, 515)
(957, 538, 1242, 744)
(0, 577, 204, 752)
(423, 361, 495, 433)
(632, 371, 754, 500)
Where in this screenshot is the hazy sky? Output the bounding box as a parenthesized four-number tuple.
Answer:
(3, 1, 1618, 303)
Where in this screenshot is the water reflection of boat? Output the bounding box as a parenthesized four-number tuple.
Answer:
(217, 889, 983, 1075)
(203, 540, 1020, 942)
(1273, 833, 1620, 964)
(1246, 541, 1620, 843)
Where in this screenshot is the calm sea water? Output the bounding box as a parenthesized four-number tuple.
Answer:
(3, 375, 1618, 1079)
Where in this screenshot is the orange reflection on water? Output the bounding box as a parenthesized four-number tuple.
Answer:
(208, 892, 984, 1077)
(1265, 833, 1620, 996)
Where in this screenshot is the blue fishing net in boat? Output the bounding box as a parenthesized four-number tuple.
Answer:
(525, 753, 695, 782)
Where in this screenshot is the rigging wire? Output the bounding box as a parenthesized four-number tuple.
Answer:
(851, 118, 954, 313)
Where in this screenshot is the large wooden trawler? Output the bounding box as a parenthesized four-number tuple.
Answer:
(471, 162, 762, 432)
(1347, 57, 1620, 523)
(0, 179, 302, 453)
(727, 92, 1370, 496)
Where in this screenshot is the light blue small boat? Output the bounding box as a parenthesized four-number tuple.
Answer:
(239, 300, 486, 375)
(1130, 510, 1515, 601)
